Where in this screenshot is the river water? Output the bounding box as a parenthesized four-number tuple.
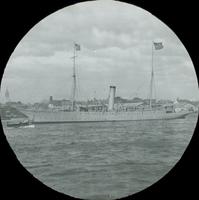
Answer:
(2, 113, 198, 200)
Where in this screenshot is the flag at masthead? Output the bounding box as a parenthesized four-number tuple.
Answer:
(75, 43, 81, 51)
(153, 42, 163, 50)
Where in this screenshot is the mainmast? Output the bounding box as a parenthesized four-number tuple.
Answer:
(149, 41, 163, 109)
(71, 43, 80, 111)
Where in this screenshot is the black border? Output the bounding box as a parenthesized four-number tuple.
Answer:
(0, 0, 198, 199)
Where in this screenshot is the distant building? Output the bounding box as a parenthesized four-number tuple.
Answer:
(5, 101, 28, 109)
(48, 96, 71, 110)
(143, 99, 156, 105)
(0, 104, 27, 119)
(157, 99, 173, 105)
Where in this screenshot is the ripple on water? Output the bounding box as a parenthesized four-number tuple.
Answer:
(2, 114, 198, 199)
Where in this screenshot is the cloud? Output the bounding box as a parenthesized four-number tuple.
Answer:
(1, 0, 198, 103)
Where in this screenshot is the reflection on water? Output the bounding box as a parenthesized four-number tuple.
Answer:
(2, 113, 198, 200)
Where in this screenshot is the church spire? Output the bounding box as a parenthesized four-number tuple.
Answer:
(5, 88, 10, 102)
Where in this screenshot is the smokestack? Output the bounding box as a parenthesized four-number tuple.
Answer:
(108, 86, 116, 111)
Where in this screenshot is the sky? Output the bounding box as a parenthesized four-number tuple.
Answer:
(0, 0, 198, 103)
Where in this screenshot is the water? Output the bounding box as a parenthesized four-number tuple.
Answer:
(3, 113, 198, 200)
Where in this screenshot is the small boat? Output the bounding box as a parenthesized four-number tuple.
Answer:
(7, 119, 35, 128)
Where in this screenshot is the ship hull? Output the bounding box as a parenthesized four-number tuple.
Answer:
(19, 109, 192, 124)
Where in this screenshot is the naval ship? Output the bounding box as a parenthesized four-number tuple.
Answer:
(19, 42, 193, 123)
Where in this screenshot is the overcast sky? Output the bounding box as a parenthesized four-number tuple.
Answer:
(0, 0, 198, 103)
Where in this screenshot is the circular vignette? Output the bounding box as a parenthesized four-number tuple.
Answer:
(0, 1, 199, 200)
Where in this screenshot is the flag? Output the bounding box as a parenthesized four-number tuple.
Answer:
(75, 43, 81, 51)
(153, 42, 163, 50)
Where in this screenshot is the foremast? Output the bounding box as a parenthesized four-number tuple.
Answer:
(149, 42, 154, 109)
(71, 43, 80, 111)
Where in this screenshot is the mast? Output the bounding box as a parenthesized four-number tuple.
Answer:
(71, 43, 80, 111)
(71, 43, 77, 111)
(149, 41, 154, 109)
(149, 41, 163, 109)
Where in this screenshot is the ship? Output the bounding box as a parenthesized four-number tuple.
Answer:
(6, 119, 35, 128)
(19, 42, 193, 123)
